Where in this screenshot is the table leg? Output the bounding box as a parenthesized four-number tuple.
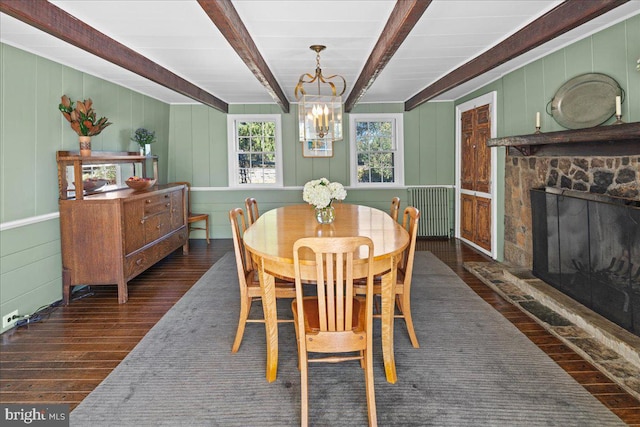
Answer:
(381, 256, 398, 384)
(256, 257, 279, 383)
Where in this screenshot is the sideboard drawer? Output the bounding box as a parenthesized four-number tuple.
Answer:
(144, 193, 172, 216)
(124, 250, 149, 278)
(124, 227, 188, 278)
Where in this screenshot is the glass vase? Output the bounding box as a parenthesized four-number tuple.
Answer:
(315, 206, 335, 224)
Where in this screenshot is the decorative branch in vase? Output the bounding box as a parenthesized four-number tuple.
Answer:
(58, 95, 112, 156)
(131, 128, 156, 155)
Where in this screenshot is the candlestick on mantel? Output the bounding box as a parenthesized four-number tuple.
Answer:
(535, 112, 541, 133)
(614, 95, 624, 124)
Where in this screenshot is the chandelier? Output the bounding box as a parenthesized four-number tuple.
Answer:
(294, 45, 346, 144)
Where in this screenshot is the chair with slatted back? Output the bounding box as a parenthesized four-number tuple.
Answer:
(245, 197, 260, 226)
(292, 236, 377, 427)
(229, 208, 295, 353)
(355, 206, 421, 348)
(175, 181, 209, 244)
(390, 197, 401, 222)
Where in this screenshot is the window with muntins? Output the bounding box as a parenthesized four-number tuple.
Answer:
(227, 115, 283, 187)
(349, 113, 404, 187)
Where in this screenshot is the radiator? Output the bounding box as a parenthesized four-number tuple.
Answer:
(408, 187, 451, 238)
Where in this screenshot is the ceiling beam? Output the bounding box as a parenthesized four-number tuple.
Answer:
(404, 0, 629, 111)
(344, 0, 432, 112)
(198, 0, 290, 113)
(0, 0, 228, 112)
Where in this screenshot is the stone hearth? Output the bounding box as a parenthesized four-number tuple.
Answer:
(465, 260, 640, 401)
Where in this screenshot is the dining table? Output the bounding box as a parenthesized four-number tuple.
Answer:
(242, 203, 410, 384)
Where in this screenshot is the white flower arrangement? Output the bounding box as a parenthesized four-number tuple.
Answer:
(302, 178, 347, 209)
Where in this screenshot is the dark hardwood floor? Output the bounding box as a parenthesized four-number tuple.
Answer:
(1, 239, 638, 425)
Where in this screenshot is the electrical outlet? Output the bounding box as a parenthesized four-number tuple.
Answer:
(2, 310, 19, 329)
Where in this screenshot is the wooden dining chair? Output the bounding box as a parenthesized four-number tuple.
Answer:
(229, 208, 295, 353)
(292, 236, 377, 427)
(245, 197, 260, 225)
(175, 181, 209, 244)
(355, 206, 421, 348)
(390, 197, 401, 222)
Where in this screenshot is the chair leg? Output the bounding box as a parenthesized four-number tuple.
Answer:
(205, 218, 210, 244)
(300, 352, 309, 427)
(231, 296, 252, 353)
(400, 292, 419, 348)
(293, 313, 301, 371)
(364, 345, 378, 426)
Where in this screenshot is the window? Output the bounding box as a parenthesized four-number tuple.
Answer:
(349, 113, 404, 187)
(227, 115, 283, 187)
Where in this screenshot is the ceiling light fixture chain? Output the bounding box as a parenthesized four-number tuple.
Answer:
(295, 45, 346, 99)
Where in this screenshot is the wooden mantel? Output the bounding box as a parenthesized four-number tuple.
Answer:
(487, 122, 640, 156)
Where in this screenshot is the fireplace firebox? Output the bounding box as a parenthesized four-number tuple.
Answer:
(531, 188, 640, 336)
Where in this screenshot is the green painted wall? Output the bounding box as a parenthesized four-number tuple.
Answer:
(457, 15, 640, 135)
(167, 101, 455, 239)
(0, 43, 170, 332)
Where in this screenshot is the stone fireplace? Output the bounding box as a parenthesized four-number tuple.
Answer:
(504, 154, 640, 335)
(504, 154, 639, 268)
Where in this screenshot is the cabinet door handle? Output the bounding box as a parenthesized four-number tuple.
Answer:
(165, 202, 171, 207)
(164, 194, 170, 198)
(146, 199, 151, 204)
(136, 259, 143, 265)
(156, 224, 161, 229)
(140, 219, 145, 224)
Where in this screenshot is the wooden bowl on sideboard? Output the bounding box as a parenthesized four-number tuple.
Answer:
(125, 178, 156, 191)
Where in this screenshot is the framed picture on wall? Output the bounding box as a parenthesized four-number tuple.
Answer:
(302, 139, 333, 158)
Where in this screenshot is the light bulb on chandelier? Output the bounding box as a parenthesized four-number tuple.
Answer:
(311, 104, 331, 138)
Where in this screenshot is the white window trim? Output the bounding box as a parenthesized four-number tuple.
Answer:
(227, 114, 283, 188)
(349, 113, 404, 188)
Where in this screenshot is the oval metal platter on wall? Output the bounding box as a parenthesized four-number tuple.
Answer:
(549, 73, 622, 129)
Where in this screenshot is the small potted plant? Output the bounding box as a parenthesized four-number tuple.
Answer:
(131, 128, 156, 155)
(58, 95, 112, 156)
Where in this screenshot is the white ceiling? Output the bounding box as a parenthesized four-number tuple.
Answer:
(1, 0, 639, 107)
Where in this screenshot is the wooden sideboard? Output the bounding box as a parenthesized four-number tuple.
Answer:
(57, 151, 188, 304)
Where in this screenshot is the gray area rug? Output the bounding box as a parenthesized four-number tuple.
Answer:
(71, 252, 625, 426)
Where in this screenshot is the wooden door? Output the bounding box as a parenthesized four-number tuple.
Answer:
(460, 104, 492, 252)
